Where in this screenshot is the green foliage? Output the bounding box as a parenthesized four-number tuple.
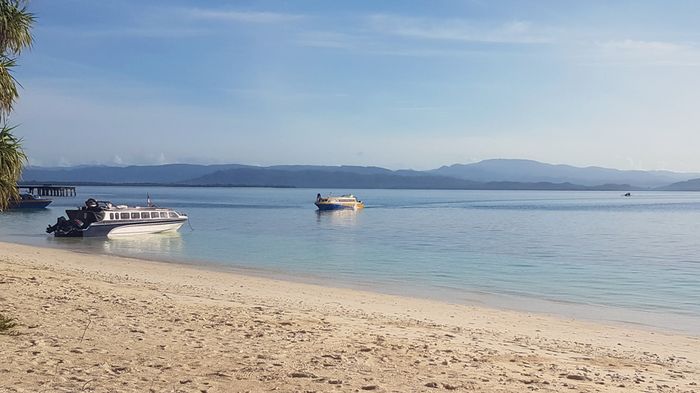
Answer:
(0, 0, 33, 116)
(0, 123, 25, 209)
(0, 0, 32, 210)
(0, 56, 17, 115)
(0, 312, 17, 334)
(0, 1, 33, 53)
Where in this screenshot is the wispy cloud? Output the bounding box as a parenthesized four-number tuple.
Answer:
(295, 31, 360, 49)
(38, 6, 306, 40)
(183, 8, 305, 24)
(392, 105, 449, 112)
(294, 30, 515, 58)
(37, 25, 209, 39)
(592, 39, 700, 66)
(367, 14, 553, 44)
(226, 87, 348, 101)
(599, 39, 688, 53)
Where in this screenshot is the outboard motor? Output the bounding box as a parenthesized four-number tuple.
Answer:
(46, 216, 84, 237)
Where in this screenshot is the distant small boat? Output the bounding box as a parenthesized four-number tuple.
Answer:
(315, 193, 364, 211)
(8, 193, 52, 209)
(623, 192, 632, 197)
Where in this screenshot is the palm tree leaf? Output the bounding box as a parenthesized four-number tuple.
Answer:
(0, 0, 32, 210)
(0, 123, 25, 210)
(0, 0, 34, 55)
(0, 55, 17, 115)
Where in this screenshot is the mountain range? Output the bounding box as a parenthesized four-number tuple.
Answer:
(19, 159, 700, 191)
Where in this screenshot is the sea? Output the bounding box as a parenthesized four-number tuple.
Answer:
(1, 186, 699, 333)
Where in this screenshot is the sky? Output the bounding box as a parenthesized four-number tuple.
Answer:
(12, 0, 700, 171)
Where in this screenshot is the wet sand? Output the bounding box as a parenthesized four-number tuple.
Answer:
(0, 241, 698, 392)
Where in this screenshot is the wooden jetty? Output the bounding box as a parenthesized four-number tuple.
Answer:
(18, 184, 76, 197)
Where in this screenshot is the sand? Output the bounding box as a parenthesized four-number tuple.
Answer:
(0, 241, 698, 392)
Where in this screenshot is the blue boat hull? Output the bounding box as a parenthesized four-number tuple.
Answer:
(315, 202, 354, 211)
(9, 199, 52, 209)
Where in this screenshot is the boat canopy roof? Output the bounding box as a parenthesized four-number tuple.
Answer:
(78, 200, 177, 212)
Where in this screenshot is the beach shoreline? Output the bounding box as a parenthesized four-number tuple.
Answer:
(5, 235, 699, 336)
(1, 241, 698, 392)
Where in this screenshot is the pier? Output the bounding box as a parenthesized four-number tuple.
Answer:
(18, 184, 77, 197)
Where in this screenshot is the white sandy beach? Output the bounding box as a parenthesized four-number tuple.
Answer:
(0, 241, 698, 392)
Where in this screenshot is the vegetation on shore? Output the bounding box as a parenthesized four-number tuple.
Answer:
(0, 0, 34, 211)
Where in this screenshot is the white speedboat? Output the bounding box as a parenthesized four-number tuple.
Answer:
(315, 193, 365, 211)
(47, 198, 187, 238)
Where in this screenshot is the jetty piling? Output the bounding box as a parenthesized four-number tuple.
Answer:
(18, 185, 76, 197)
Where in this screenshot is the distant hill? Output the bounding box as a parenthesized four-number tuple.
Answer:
(180, 167, 481, 189)
(20, 159, 690, 190)
(182, 167, 633, 190)
(430, 159, 699, 188)
(658, 178, 700, 191)
(21, 164, 251, 184)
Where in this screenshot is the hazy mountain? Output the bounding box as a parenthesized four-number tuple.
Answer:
(267, 165, 395, 175)
(21, 164, 252, 184)
(182, 167, 631, 190)
(20, 159, 689, 190)
(430, 159, 699, 188)
(658, 178, 700, 191)
(181, 168, 481, 189)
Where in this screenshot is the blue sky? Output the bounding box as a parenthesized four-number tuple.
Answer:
(13, 0, 700, 171)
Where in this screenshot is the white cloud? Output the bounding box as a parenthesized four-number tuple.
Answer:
(367, 14, 552, 44)
(36, 6, 305, 40)
(294, 30, 481, 57)
(183, 8, 305, 24)
(599, 39, 688, 53)
(36, 24, 208, 39)
(225, 87, 348, 101)
(295, 31, 360, 49)
(591, 39, 700, 66)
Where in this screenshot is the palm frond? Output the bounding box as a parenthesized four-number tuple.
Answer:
(0, 55, 17, 115)
(0, 0, 32, 210)
(0, 177, 19, 211)
(0, 123, 25, 211)
(0, 0, 34, 55)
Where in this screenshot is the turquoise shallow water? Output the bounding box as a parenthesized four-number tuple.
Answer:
(2, 187, 699, 333)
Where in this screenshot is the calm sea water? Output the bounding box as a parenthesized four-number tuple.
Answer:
(2, 186, 699, 333)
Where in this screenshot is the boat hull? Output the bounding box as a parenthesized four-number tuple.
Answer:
(9, 199, 52, 209)
(53, 218, 188, 238)
(315, 202, 363, 211)
(104, 221, 185, 238)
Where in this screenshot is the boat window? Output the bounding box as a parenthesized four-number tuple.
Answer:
(169, 212, 178, 218)
(109, 213, 115, 219)
(120, 213, 129, 219)
(131, 212, 139, 219)
(141, 212, 150, 219)
(150, 212, 158, 218)
(160, 212, 167, 218)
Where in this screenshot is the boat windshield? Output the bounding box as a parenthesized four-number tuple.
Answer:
(96, 201, 114, 209)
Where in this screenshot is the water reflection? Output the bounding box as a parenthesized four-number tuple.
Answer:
(315, 209, 361, 227)
(102, 233, 184, 255)
(46, 232, 184, 260)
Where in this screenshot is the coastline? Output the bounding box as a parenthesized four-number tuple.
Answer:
(1, 241, 698, 392)
(4, 234, 699, 335)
